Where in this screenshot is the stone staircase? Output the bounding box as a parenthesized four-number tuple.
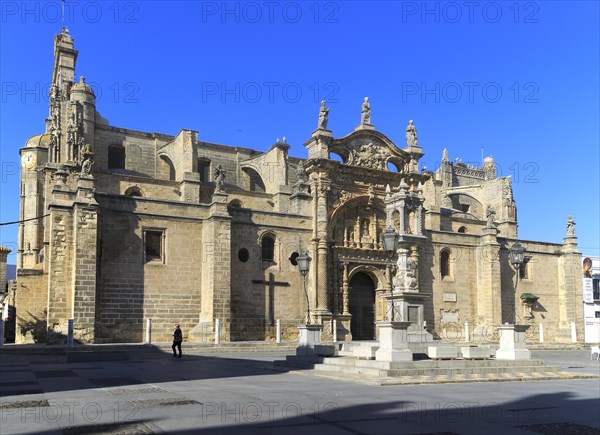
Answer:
(275, 341, 599, 386)
(154, 340, 298, 353)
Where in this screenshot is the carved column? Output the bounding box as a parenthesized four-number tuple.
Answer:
(314, 177, 331, 314)
(399, 202, 406, 233)
(316, 240, 329, 311)
(342, 262, 349, 315)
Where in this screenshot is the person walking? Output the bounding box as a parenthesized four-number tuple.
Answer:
(172, 324, 183, 358)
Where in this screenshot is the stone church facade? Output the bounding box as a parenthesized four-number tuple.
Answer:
(15, 31, 583, 344)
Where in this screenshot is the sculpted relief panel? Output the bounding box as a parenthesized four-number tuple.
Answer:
(330, 135, 408, 173)
(330, 201, 387, 250)
(346, 142, 390, 170)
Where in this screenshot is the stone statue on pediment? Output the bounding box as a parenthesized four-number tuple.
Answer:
(81, 157, 94, 176)
(215, 165, 226, 192)
(361, 97, 371, 124)
(406, 120, 418, 147)
(317, 100, 329, 130)
(566, 215, 575, 236)
(486, 207, 496, 227)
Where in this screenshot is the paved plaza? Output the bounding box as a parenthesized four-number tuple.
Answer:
(0, 346, 599, 434)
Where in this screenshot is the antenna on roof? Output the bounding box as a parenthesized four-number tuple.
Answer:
(61, 0, 65, 32)
(481, 146, 484, 166)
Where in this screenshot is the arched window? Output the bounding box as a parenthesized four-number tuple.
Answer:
(457, 226, 467, 233)
(440, 249, 452, 280)
(159, 155, 176, 181)
(108, 144, 125, 169)
(124, 186, 143, 197)
(243, 168, 266, 192)
(261, 234, 275, 262)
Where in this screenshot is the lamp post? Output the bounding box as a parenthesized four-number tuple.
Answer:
(297, 253, 312, 324)
(382, 227, 399, 321)
(509, 241, 525, 324)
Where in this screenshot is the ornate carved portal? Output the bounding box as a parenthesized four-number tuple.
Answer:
(329, 196, 390, 339)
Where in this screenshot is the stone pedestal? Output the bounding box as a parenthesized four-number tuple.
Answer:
(385, 293, 434, 343)
(296, 324, 323, 357)
(375, 321, 413, 362)
(495, 324, 531, 360)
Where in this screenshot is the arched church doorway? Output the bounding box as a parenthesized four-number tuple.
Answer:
(349, 272, 376, 340)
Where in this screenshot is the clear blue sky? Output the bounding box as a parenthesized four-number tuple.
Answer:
(1, 1, 599, 265)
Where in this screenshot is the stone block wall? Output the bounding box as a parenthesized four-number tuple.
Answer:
(229, 216, 310, 341)
(96, 197, 204, 343)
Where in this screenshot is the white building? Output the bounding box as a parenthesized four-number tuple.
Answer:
(582, 255, 600, 343)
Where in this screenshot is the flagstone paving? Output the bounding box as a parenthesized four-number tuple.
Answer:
(0, 346, 598, 434)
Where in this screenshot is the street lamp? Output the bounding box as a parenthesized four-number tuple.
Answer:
(297, 253, 312, 324)
(382, 227, 399, 321)
(509, 241, 525, 324)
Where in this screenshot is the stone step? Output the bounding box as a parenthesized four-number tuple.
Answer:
(277, 355, 565, 379)
(290, 368, 599, 386)
(384, 365, 562, 377)
(318, 356, 551, 369)
(312, 363, 561, 378)
(154, 341, 297, 353)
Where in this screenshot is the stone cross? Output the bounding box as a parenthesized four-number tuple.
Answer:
(252, 273, 290, 325)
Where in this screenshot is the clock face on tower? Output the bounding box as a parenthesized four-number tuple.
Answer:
(22, 152, 36, 169)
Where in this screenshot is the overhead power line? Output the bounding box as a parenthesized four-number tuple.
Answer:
(0, 215, 50, 226)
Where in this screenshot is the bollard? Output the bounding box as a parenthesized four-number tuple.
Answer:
(570, 322, 577, 342)
(276, 319, 281, 343)
(0, 319, 4, 348)
(333, 319, 337, 342)
(215, 319, 221, 344)
(67, 319, 74, 347)
(464, 321, 470, 342)
(145, 319, 152, 345)
(539, 323, 544, 343)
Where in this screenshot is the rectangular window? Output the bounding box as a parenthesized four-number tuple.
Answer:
(108, 146, 126, 169)
(198, 159, 211, 182)
(593, 279, 600, 301)
(519, 258, 530, 280)
(595, 312, 600, 319)
(144, 229, 164, 263)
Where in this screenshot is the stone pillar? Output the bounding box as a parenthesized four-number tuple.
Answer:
(342, 263, 349, 315)
(180, 172, 201, 203)
(476, 226, 502, 327)
(46, 169, 76, 343)
(71, 174, 99, 342)
(556, 225, 583, 342)
(316, 240, 329, 311)
(199, 191, 232, 341)
(314, 176, 331, 317)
